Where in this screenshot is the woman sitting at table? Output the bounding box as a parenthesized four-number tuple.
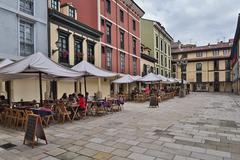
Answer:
(78, 94, 86, 117)
(61, 93, 68, 100)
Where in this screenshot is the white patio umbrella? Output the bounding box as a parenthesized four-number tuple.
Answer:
(0, 52, 83, 106)
(138, 73, 162, 82)
(112, 74, 141, 84)
(0, 59, 13, 68)
(72, 60, 117, 96)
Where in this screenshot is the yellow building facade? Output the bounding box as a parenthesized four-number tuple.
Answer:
(172, 40, 233, 92)
(140, 44, 157, 76)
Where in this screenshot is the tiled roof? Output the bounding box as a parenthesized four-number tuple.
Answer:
(172, 41, 232, 54)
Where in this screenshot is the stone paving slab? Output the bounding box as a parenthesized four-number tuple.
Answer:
(0, 93, 240, 160)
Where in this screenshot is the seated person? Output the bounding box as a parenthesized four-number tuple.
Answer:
(78, 94, 86, 112)
(61, 93, 68, 100)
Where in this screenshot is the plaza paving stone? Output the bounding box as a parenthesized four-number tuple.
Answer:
(1, 93, 240, 159)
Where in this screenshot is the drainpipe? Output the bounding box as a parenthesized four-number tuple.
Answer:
(116, 0, 119, 73)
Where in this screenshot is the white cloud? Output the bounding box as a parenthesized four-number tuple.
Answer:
(135, 0, 240, 45)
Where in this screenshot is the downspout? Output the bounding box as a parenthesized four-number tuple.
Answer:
(116, 0, 119, 73)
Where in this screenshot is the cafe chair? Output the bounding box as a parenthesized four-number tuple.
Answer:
(16, 110, 27, 130)
(56, 104, 71, 123)
(4, 109, 18, 128)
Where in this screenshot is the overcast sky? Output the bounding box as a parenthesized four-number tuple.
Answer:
(135, 0, 240, 45)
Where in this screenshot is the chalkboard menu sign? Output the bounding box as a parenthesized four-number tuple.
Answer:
(149, 96, 159, 108)
(23, 114, 47, 148)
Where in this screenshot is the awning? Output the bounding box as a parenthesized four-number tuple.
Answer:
(0, 52, 82, 78)
(0, 52, 83, 106)
(138, 73, 162, 82)
(72, 61, 117, 77)
(0, 59, 13, 68)
(112, 74, 141, 84)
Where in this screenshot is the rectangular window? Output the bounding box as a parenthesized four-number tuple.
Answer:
(106, 22, 111, 44)
(165, 57, 167, 67)
(182, 65, 186, 72)
(69, 7, 75, 18)
(172, 54, 178, 59)
(51, 0, 59, 10)
(156, 68, 159, 74)
(155, 35, 159, 49)
(161, 55, 163, 65)
(143, 64, 147, 76)
(156, 52, 159, 59)
(133, 38, 136, 55)
(172, 73, 176, 78)
(106, 47, 112, 71)
(196, 52, 203, 57)
(168, 45, 170, 56)
(223, 50, 229, 56)
(74, 38, 83, 65)
(182, 73, 187, 80)
(214, 72, 219, 82)
(120, 9, 124, 22)
(161, 70, 163, 76)
(58, 33, 69, 64)
(214, 60, 219, 71)
(196, 63, 202, 71)
(225, 60, 230, 70)
(196, 73, 202, 83)
(106, 0, 111, 14)
(87, 41, 95, 64)
(172, 65, 176, 72)
(20, 0, 34, 15)
(133, 57, 137, 75)
(120, 52, 125, 73)
(164, 43, 167, 54)
(101, 18, 105, 26)
(160, 39, 163, 51)
(226, 71, 231, 82)
(182, 53, 187, 58)
(132, 19, 136, 31)
(20, 20, 34, 56)
(213, 50, 219, 56)
(120, 30, 124, 49)
(165, 71, 168, 77)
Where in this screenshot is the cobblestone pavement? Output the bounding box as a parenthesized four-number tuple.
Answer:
(1, 93, 240, 160)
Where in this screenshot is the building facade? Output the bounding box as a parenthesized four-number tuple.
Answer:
(172, 40, 233, 92)
(140, 44, 157, 76)
(0, 0, 48, 102)
(48, 1, 114, 98)
(231, 14, 240, 94)
(0, 0, 48, 60)
(60, 0, 145, 76)
(141, 19, 173, 77)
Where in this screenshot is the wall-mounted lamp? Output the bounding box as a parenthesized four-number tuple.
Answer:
(52, 40, 61, 55)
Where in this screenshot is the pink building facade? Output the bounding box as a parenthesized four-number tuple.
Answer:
(61, 0, 144, 75)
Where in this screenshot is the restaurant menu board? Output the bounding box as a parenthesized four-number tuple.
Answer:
(149, 96, 159, 107)
(23, 114, 47, 148)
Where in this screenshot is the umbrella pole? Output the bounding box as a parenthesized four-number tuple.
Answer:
(39, 72, 43, 107)
(84, 76, 87, 97)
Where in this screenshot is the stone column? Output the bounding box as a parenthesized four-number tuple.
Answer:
(97, 78, 102, 98)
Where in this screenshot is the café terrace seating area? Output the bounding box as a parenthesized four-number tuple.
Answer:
(0, 52, 188, 131)
(0, 96, 124, 130)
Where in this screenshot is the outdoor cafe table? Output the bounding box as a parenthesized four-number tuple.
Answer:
(32, 108, 54, 127)
(68, 103, 79, 120)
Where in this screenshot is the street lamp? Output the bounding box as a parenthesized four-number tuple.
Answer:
(177, 57, 188, 97)
(52, 40, 61, 55)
